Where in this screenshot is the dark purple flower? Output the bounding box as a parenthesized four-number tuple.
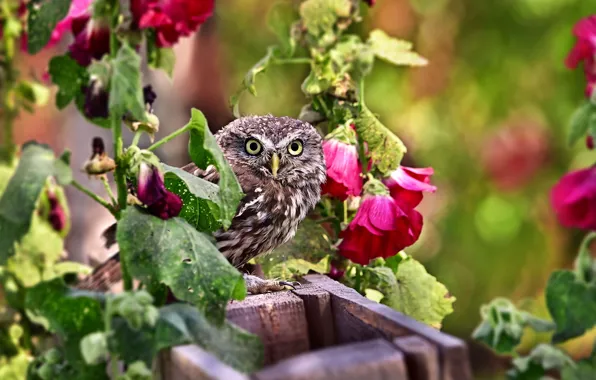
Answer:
(47, 192, 67, 232)
(588, 136, 594, 150)
(143, 85, 157, 108)
(69, 17, 111, 67)
(83, 79, 109, 119)
(137, 163, 182, 220)
(327, 260, 345, 280)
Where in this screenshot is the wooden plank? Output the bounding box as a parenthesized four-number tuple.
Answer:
(393, 336, 439, 380)
(162, 345, 249, 380)
(253, 339, 408, 380)
(291, 283, 336, 349)
(226, 291, 310, 365)
(302, 274, 473, 380)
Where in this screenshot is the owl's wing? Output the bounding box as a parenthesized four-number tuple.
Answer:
(180, 162, 220, 184)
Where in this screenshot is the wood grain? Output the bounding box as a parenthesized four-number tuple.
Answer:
(291, 283, 336, 349)
(226, 291, 310, 365)
(253, 339, 408, 380)
(393, 336, 440, 380)
(302, 274, 473, 380)
(162, 345, 249, 380)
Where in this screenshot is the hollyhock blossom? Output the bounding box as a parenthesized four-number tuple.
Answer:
(50, 0, 93, 47)
(137, 163, 182, 220)
(338, 179, 423, 265)
(321, 125, 363, 200)
(566, 16, 596, 97)
(68, 16, 110, 67)
(551, 166, 596, 231)
(47, 191, 67, 232)
(131, 0, 214, 47)
(383, 166, 436, 209)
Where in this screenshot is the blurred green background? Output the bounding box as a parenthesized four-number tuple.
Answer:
(213, 0, 595, 363)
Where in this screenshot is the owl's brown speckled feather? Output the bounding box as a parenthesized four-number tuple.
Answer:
(77, 115, 326, 292)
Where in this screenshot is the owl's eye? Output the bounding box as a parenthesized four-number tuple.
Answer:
(287, 140, 303, 156)
(245, 139, 262, 155)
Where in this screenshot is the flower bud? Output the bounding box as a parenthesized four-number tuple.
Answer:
(137, 163, 182, 220)
(82, 137, 116, 176)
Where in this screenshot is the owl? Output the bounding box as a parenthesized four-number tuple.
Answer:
(79, 115, 327, 294)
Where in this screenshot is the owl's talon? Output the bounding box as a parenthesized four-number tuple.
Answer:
(278, 280, 301, 290)
(244, 274, 299, 294)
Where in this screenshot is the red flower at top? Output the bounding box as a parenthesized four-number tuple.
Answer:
(566, 16, 596, 97)
(131, 0, 214, 47)
(551, 166, 596, 231)
(383, 166, 436, 209)
(338, 179, 423, 265)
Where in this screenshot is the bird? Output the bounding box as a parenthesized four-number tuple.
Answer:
(77, 115, 327, 294)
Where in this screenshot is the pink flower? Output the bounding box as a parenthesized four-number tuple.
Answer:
(131, 0, 214, 47)
(551, 166, 596, 231)
(566, 16, 596, 97)
(338, 181, 423, 265)
(321, 133, 363, 201)
(137, 163, 183, 220)
(49, 0, 93, 47)
(383, 166, 436, 209)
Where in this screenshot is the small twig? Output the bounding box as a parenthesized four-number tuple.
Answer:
(131, 131, 142, 147)
(71, 180, 117, 216)
(100, 176, 117, 205)
(148, 124, 191, 151)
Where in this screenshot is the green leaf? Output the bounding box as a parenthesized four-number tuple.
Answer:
(267, 2, 297, 57)
(561, 343, 596, 380)
(14, 80, 50, 112)
(244, 46, 278, 97)
(25, 278, 105, 375)
(377, 257, 454, 328)
(265, 256, 330, 280)
(26, 0, 72, 54)
(110, 303, 263, 373)
(110, 43, 146, 121)
(546, 270, 596, 343)
(508, 344, 574, 380)
(568, 102, 595, 146)
(147, 46, 176, 78)
(187, 109, 244, 229)
(355, 105, 407, 175)
(0, 143, 72, 264)
(163, 164, 222, 232)
(117, 207, 246, 323)
(330, 35, 375, 78)
(368, 29, 428, 67)
(299, 0, 351, 37)
(49, 55, 88, 109)
(472, 298, 555, 354)
(80, 332, 108, 365)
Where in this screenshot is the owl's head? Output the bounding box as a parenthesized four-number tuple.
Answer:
(216, 115, 326, 188)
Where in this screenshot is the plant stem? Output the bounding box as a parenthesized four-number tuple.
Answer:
(147, 124, 191, 151)
(108, 0, 133, 291)
(358, 77, 366, 109)
(0, 5, 17, 164)
(100, 175, 117, 205)
(105, 298, 119, 378)
(72, 180, 117, 216)
(343, 200, 348, 225)
(274, 57, 311, 65)
(131, 131, 142, 147)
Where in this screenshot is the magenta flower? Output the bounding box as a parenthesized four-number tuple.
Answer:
(566, 16, 596, 97)
(131, 0, 214, 47)
(321, 126, 363, 201)
(383, 166, 436, 209)
(47, 191, 67, 233)
(338, 180, 423, 265)
(551, 166, 596, 231)
(137, 163, 183, 220)
(68, 17, 110, 67)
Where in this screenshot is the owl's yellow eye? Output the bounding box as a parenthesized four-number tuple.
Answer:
(245, 139, 262, 155)
(287, 140, 303, 156)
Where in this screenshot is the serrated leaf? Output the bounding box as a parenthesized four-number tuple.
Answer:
(472, 297, 555, 354)
(117, 207, 246, 323)
(49, 55, 88, 109)
(368, 29, 428, 67)
(0, 143, 72, 264)
(509, 344, 574, 379)
(546, 270, 596, 343)
(355, 105, 406, 174)
(568, 102, 595, 146)
(25, 278, 105, 375)
(299, 0, 351, 37)
(330, 35, 375, 77)
(264, 256, 330, 280)
(26, 0, 72, 54)
(378, 257, 454, 327)
(163, 164, 222, 232)
(147, 47, 175, 78)
(110, 303, 263, 373)
(186, 109, 244, 229)
(109, 43, 146, 120)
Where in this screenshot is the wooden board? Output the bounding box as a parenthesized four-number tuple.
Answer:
(291, 282, 336, 349)
(162, 345, 249, 380)
(253, 339, 408, 380)
(226, 291, 310, 365)
(393, 336, 440, 380)
(302, 274, 473, 380)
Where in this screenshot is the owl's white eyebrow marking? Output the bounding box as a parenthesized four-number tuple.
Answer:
(276, 135, 300, 148)
(249, 134, 275, 150)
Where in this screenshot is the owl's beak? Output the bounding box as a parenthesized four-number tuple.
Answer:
(271, 153, 280, 178)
